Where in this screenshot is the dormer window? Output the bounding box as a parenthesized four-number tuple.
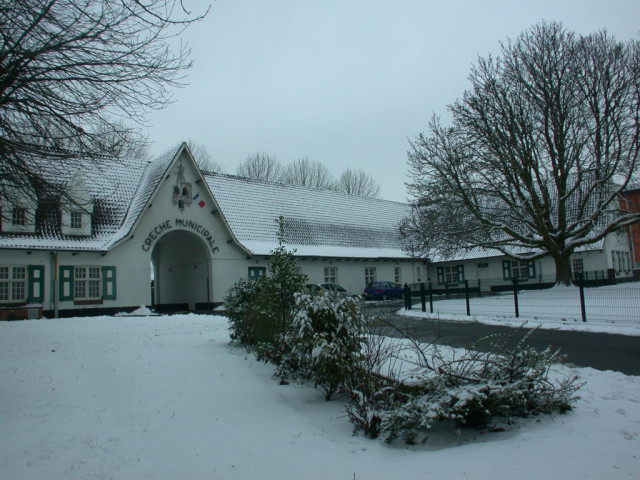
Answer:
(11, 207, 26, 226)
(70, 211, 82, 229)
(60, 172, 93, 237)
(1, 196, 36, 234)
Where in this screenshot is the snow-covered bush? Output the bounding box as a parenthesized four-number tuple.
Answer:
(279, 293, 365, 401)
(347, 326, 583, 444)
(224, 277, 263, 346)
(225, 220, 307, 352)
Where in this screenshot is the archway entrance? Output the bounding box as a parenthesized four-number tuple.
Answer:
(151, 230, 211, 311)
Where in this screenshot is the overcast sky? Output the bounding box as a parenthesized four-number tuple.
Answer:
(147, 0, 640, 203)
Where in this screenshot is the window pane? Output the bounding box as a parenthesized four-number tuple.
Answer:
(324, 267, 337, 283)
(71, 211, 82, 228)
(12, 207, 25, 226)
(12, 266, 26, 279)
(88, 280, 101, 298)
(11, 281, 25, 301)
(444, 266, 458, 284)
(74, 281, 86, 299)
(365, 267, 376, 284)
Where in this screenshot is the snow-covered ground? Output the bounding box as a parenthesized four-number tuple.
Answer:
(1, 314, 639, 479)
(400, 283, 640, 336)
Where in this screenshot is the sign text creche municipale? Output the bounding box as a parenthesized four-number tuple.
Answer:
(141, 219, 220, 253)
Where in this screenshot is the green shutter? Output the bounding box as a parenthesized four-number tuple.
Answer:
(527, 260, 536, 279)
(436, 267, 444, 285)
(456, 265, 465, 283)
(502, 260, 511, 280)
(102, 266, 117, 300)
(59, 266, 74, 301)
(248, 267, 266, 279)
(27, 265, 44, 302)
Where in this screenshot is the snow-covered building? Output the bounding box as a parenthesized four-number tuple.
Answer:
(0, 143, 419, 317)
(421, 236, 633, 292)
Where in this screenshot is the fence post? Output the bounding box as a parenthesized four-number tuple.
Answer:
(465, 279, 470, 316)
(579, 283, 587, 322)
(513, 277, 520, 318)
(420, 282, 426, 312)
(404, 283, 411, 310)
(429, 282, 434, 313)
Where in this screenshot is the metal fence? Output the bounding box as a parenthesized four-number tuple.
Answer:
(404, 277, 640, 325)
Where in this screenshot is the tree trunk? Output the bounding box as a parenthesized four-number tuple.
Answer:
(554, 254, 573, 285)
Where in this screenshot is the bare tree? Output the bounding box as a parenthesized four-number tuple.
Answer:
(187, 139, 223, 172)
(0, 0, 208, 205)
(405, 22, 640, 285)
(282, 157, 335, 190)
(335, 168, 381, 198)
(93, 121, 151, 160)
(236, 152, 283, 182)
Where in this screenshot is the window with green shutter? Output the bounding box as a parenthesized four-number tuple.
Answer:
(59, 266, 74, 301)
(102, 266, 117, 300)
(27, 265, 44, 302)
(248, 266, 266, 279)
(502, 260, 511, 280)
(59, 265, 116, 302)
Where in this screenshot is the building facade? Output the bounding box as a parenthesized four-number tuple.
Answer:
(1, 143, 633, 319)
(0, 144, 419, 318)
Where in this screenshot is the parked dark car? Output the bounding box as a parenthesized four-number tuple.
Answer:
(363, 281, 404, 300)
(304, 283, 350, 298)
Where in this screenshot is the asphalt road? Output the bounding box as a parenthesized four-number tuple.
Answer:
(364, 301, 640, 376)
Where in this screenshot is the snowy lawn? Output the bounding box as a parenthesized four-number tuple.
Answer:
(401, 283, 640, 335)
(1, 314, 639, 480)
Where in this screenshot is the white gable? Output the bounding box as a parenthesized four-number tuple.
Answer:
(60, 172, 94, 237)
(1, 182, 37, 234)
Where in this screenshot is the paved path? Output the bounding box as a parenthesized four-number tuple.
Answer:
(364, 301, 640, 376)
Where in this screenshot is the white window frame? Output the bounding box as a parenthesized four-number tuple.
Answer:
(444, 266, 458, 284)
(365, 267, 376, 285)
(324, 266, 337, 284)
(0, 266, 27, 303)
(70, 211, 83, 229)
(511, 260, 529, 279)
(74, 266, 102, 300)
(394, 267, 401, 285)
(11, 207, 26, 226)
(617, 251, 622, 274)
(571, 258, 584, 278)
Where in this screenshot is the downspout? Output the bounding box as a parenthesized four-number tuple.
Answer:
(52, 251, 58, 318)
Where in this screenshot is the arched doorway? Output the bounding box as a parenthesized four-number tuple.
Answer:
(151, 230, 211, 311)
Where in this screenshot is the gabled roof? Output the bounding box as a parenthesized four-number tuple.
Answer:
(0, 144, 412, 258)
(203, 173, 411, 258)
(0, 152, 150, 250)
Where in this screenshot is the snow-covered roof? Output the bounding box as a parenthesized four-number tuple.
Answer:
(0, 152, 151, 251)
(427, 238, 606, 264)
(204, 172, 411, 258)
(0, 145, 413, 258)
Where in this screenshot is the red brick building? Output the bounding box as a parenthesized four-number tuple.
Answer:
(621, 188, 640, 272)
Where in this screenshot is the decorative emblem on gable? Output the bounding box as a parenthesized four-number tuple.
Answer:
(172, 161, 192, 210)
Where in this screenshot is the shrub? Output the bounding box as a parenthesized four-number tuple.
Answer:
(279, 293, 365, 401)
(346, 325, 583, 444)
(224, 218, 307, 353)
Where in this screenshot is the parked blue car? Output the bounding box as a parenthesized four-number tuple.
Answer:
(363, 281, 404, 300)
